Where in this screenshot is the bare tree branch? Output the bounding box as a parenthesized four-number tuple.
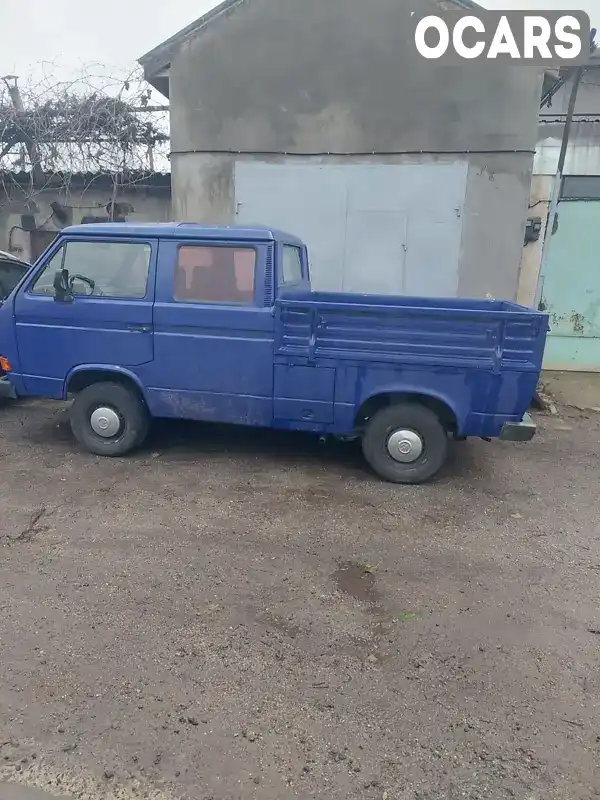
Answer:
(0, 62, 170, 207)
(0, 136, 19, 160)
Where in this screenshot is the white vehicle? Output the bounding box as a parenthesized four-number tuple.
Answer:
(0, 250, 30, 302)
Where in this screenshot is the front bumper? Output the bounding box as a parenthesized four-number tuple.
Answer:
(0, 375, 16, 400)
(499, 412, 536, 442)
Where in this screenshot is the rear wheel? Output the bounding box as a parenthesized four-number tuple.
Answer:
(70, 381, 149, 456)
(361, 402, 448, 484)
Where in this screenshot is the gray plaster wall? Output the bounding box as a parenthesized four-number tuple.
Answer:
(165, 0, 541, 300)
(0, 186, 171, 263)
(171, 151, 532, 301)
(168, 0, 542, 156)
(458, 153, 533, 299)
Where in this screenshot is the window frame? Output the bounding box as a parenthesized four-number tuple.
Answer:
(561, 175, 600, 201)
(26, 237, 154, 301)
(173, 242, 258, 307)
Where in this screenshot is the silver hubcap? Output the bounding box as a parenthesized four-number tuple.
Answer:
(386, 429, 423, 463)
(90, 406, 121, 438)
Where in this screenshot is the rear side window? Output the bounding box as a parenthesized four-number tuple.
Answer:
(30, 240, 151, 299)
(281, 246, 303, 285)
(174, 245, 256, 305)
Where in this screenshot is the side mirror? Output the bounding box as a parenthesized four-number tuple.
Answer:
(53, 269, 73, 303)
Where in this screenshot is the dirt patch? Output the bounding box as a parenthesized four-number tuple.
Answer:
(2, 400, 600, 800)
(331, 561, 380, 605)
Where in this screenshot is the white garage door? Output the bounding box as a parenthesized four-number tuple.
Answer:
(234, 162, 468, 296)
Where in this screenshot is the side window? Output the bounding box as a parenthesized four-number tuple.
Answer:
(174, 245, 256, 305)
(30, 248, 65, 295)
(30, 241, 151, 299)
(281, 246, 303, 285)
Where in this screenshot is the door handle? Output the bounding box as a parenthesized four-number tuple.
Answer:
(127, 324, 152, 333)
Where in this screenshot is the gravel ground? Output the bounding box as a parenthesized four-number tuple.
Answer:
(0, 399, 599, 800)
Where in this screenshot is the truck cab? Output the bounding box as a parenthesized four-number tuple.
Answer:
(0, 222, 547, 484)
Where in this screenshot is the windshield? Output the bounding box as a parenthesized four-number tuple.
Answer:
(31, 240, 151, 299)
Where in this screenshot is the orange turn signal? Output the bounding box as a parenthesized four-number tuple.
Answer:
(0, 356, 12, 372)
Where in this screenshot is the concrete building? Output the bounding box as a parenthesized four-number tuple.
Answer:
(0, 171, 171, 264)
(140, 0, 543, 300)
(518, 57, 600, 372)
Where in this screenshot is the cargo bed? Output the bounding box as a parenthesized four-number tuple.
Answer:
(276, 292, 548, 372)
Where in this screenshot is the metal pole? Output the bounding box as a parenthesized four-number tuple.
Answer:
(534, 65, 584, 310)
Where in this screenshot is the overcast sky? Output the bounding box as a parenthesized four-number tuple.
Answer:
(0, 0, 597, 88)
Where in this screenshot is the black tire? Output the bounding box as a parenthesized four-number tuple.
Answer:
(70, 381, 149, 457)
(361, 402, 448, 484)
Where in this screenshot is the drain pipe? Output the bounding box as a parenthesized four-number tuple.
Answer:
(533, 65, 584, 311)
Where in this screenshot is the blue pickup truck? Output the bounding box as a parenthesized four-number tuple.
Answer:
(0, 222, 548, 483)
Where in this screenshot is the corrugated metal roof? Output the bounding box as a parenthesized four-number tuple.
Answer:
(0, 170, 171, 189)
(539, 116, 600, 124)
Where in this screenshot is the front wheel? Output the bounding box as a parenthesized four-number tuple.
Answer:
(70, 381, 149, 457)
(361, 403, 448, 484)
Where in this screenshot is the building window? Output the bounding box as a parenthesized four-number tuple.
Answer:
(281, 246, 303, 285)
(175, 245, 256, 304)
(561, 176, 600, 201)
(30, 240, 151, 299)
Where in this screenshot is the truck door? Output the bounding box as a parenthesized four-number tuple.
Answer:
(13, 236, 156, 397)
(149, 238, 275, 426)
